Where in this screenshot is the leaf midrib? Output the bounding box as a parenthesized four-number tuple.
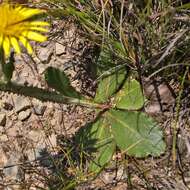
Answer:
(107, 111, 154, 145)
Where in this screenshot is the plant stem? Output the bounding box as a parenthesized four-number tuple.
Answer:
(0, 47, 5, 81)
(0, 82, 102, 109)
(172, 66, 188, 168)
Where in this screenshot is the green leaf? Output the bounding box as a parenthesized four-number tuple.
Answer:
(76, 118, 115, 174)
(112, 41, 127, 58)
(95, 69, 126, 103)
(96, 48, 116, 75)
(114, 79, 144, 110)
(176, 3, 190, 10)
(106, 110, 166, 157)
(45, 67, 82, 99)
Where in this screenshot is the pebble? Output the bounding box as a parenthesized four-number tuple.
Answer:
(0, 134, 8, 142)
(143, 78, 175, 105)
(12, 72, 27, 85)
(100, 167, 126, 184)
(14, 96, 31, 113)
(0, 113, 6, 126)
(33, 102, 46, 116)
(145, 103, 161, 115)
(101, 171, 116, 184)
(6, 125, 19, 138)
(3, 154, 20, 180)
(37, 45, 53, 64)
(18, 110, 31, 121)
(37, 64, 48, 74)
(50, 118, 56, 126)
(55, 42, 66, 55)
(27, 130, 42, 142)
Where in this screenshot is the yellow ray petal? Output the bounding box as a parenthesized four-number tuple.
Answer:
(3, 37, 10, 57)
(10, 37, 21, 54)
(28, 26, 49, 32)
(0, 9, 3, 26)
(20, 8, 45, 19)
(22, 31, 47, 42)
(1, 5, 7, 28)
(19, 36, 33, 54)
(29, 21, 50, 26)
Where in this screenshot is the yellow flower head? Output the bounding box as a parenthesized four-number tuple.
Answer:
(0, 3, 49, 57)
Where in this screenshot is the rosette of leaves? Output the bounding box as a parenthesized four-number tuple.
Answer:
(75, 51, 166, 175)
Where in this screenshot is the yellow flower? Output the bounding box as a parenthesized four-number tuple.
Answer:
(0, 3, 49, 57)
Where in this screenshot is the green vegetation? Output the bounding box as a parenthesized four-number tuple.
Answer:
(0, 0, 190, 189)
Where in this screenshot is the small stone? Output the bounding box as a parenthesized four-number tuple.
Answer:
(58, 111, 63, 125)
(0, 134, 8, 142)
(12, 72, 27, 85)
(143, 78, 175, 105)
(51, 119, 56, 126)
(37, 64, 48, 74)
(14, 96, 31, 113)
(18, 110, 31, 121)
(6, 120, 14, 128)
(0, 113, 6, 126)
(22, 68, 30, 78)
(37, 46, 53, 64)
(55, 42, 66, 55)
(145, 103, 161, 115)
(33, 103, 46, 116)
(6, 125, 19, 137)
(3, 154, 20, 180)
(101, 171, 116, 184)
(27, 130, 42, 142)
